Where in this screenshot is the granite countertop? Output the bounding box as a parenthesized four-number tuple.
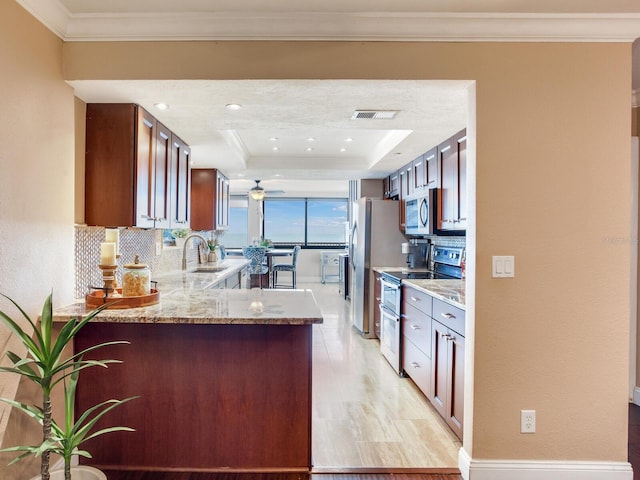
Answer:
(402, 279, 465, 310)
(54, 258, 323, 325)
(373, 266, 465, 310)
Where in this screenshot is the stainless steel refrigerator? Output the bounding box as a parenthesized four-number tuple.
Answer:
(349, 197, 407, 338)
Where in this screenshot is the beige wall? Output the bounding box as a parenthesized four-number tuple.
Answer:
(0, 2, 76, 479)
(0, 8, 633, 473)
(63, 40, 632, 463)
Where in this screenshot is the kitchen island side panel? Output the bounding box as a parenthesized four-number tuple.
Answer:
(74, 322, 312, 471)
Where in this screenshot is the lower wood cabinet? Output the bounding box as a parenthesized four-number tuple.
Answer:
(401, 286, 465, 440)
(431, 316, 465, 439)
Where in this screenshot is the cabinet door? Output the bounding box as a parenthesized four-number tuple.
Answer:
(153, 122, 172, 229)
(430, 319, 448, 418)
(135, 108, 157, 228)
(412, 154, 426, 191)
(388, 171, 400, 198)
(190, 168, 229, 231)
(446, 331, 465, 439)
(423, 147, 438, 189)
(437, 129, 467, 231)
(456, 131, 468, 230)
(216, 171, 229, 230)
(170, 135, 191, 227)
(437, 136, 458, 231)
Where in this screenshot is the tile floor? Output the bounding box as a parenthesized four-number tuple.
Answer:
(306, 281, 461, 469)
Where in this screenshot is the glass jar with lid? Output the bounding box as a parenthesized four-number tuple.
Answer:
(122, 255, 151, 297)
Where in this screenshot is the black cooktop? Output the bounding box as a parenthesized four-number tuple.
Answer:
(381, 270, 455, 283)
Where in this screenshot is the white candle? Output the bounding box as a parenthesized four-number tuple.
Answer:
(105, 228, 119, 255)
(100, 242, 116, 266)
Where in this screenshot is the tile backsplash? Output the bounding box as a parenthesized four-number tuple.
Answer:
(74, 226, 180, 299)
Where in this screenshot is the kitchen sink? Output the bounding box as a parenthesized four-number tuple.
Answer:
(189, 265, 228, 273)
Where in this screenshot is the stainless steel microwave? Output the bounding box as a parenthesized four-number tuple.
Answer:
(404, 189, 435, 236)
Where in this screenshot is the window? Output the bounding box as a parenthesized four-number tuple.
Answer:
(224, 195, 249, 247)
(263, 198, 348, 247)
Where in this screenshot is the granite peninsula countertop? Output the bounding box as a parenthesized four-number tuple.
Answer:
(54, 258, 323, 325)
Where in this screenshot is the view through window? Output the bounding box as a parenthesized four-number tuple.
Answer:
(263, 198, 348, 247)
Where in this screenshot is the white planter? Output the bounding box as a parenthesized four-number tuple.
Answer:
(30, 466, 107, 480)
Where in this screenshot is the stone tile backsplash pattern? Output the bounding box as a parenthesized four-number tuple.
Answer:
(74, 226, 163, 299)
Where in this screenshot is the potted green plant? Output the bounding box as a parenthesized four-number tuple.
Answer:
(170, 229, 189, 248)
(0, 292, 136, 480)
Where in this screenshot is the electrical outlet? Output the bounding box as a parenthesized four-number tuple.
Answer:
(520, 409, 536, 433)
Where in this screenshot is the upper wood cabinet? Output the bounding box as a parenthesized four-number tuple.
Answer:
(85, 103, 190, 229)
(437, 129, 467, 232)
(423, 147, 439, 190)
(385, 171, 400, 199)
(412, 154, 426, 192)
(190, 168, 230, 231)
(170, 135, 191, 227)
(400, 164, 414, 200)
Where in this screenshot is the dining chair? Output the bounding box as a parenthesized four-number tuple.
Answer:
(242, 246, 269, 288)
(271, 245, 301, 289)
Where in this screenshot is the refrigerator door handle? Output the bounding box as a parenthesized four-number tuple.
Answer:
(350, 223, 358, 270)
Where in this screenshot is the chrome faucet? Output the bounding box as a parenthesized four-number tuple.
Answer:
(181, 234, 209, 270)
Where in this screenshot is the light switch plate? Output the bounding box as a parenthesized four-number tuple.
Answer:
(492, 256, 515, 278)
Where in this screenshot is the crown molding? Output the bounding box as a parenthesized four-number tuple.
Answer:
(16, 1, 640, 43)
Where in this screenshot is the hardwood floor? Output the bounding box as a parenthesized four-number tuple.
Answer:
(101, 472, 462, 480)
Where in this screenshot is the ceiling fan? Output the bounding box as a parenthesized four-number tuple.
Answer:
(248, 180, 285, 200)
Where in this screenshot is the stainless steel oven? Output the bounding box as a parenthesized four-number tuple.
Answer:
(379, 272, 402, 375)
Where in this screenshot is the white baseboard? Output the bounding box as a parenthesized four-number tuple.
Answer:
(633, 386, 640, 406)
(459, 448, 633, 480)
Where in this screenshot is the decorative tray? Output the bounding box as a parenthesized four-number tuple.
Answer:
(85, 289, 160, 309)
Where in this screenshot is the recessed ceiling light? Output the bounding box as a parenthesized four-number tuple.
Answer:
(225, 104, 242, 111)
(344, 137, 353, 142)
(269, 137, 278, 142)
(272, 147, 279, 152)
(306, 137, 316, 142)
(340, 148, 347, 152)
(305, 147, 314, 152)
(154, 103, 169, 110)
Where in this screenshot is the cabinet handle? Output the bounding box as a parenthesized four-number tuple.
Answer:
(410, 296, 420, 302)
(410, 361, 420, 369)
(410, 324, 420, 330)
(441, 312, 456, 320)
(440, 332, 452, 340)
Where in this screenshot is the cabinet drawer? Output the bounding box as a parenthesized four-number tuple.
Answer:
(402, 285, 433, 316)
(401, 303, 431, 358)
(402, 336, 431, 398)
(433, 299, 465, 336)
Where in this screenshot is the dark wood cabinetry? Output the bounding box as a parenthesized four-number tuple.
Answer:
(385, 171, 400, 199)
(85, 103, 190, 228)
(401, 285, 433, 397)
(430, 299, 465, 439)
(437, 129, 467, 231)
(423, 146, 439, 189)
(401, 286, 464, 440)
(75, 321, 313, 471)
(169, 135, 191, 227)
(190, 168, 230, 231)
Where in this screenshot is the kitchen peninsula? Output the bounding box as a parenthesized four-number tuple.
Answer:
(53, 264, 323, 473)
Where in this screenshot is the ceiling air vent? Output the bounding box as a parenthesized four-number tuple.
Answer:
(351, 110, 400, 120)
